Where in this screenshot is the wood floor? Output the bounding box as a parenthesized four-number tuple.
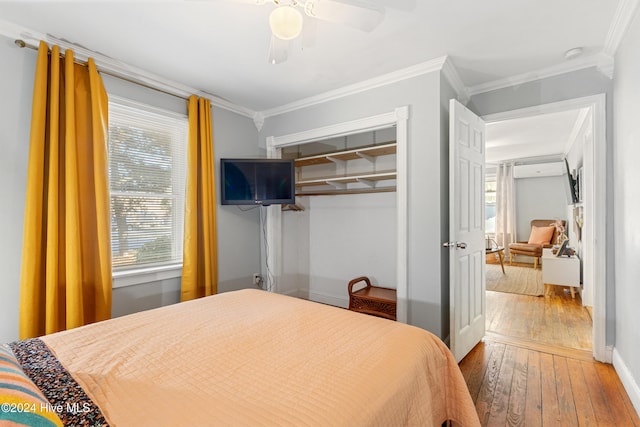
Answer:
(458, 262, 640, 426)
(485, 289, 592, 351)
(459, 338, 640, 426)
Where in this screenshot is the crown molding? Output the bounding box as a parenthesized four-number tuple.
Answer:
(252, 112, 265, 131)
(603, 0, 640, 56)
(261, 56, 449, 118)
(441, 57, 469, 105)
(0, 19, 255, 119)
(467, 52, 615, 97)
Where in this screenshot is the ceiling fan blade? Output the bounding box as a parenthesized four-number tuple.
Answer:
(306, 0, 385, 32)
(268, 35, 289, 64)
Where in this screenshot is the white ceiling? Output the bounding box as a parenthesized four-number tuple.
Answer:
(0, 0, 622, 113)
(485, 108, 588, 164)
(0, 0, 623, 162)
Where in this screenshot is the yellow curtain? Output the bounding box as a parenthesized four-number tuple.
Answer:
(19, 41, 112, 339)
(181, 96, 218, 301)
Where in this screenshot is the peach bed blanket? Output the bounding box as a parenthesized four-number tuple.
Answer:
(37, 289, 479, 426)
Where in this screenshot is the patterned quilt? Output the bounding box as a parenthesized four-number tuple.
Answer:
(9, 339, 108, 427)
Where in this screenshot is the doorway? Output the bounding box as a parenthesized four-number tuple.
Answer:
(480, 94, 607, 362)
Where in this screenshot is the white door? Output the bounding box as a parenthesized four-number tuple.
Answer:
(447, 99, 486, 363)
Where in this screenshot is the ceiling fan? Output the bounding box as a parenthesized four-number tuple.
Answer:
(228, 0, 413, 64)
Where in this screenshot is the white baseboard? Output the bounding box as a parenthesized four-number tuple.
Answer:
(612, 347, 640, 418)
(605, 345, 613, 363)
(277, 288, 299, 298)
(297, 289, 348, 308)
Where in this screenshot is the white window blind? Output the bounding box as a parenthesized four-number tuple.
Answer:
(108, 97, 188, 271)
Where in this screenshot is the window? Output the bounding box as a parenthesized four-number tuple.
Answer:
(485, 178, 496, 234)
(108, 97, 188, 271)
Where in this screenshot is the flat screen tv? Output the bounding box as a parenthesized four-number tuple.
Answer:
(220, 158, 295, 206)
(563, 159, 579, 204)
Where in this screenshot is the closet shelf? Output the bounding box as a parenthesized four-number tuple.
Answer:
(295, 171, 396, 188)
(294, 142, 396, 167)
(296, 187, 396, 197)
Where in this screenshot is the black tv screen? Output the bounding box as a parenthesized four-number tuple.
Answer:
(563, 159, 578, 204)
(220, 158, 295, 206)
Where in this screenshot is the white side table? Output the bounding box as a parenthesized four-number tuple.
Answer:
(542, 248, 581, 298)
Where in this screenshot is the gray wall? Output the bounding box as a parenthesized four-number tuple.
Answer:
(0, 37, 34, 343)
(469, 67, 615, 346)
(306, 192, 396, 306)
(613, 8, 640, 403)
(260, 71, 450, 338)
(0, 35, 261, 342)
(515, 175, 568, 241)
(213, 106, 263, 294)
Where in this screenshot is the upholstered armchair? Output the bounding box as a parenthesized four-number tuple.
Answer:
(508, 219, 565, 269)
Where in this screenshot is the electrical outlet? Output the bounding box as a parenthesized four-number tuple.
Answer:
(252, 274, 262, 286)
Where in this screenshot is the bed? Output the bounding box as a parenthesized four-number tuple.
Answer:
(3, 289, 480, 426)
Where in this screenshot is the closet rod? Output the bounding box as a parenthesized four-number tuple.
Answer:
(15, 39, 208, 103)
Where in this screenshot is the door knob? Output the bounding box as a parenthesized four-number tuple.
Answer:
(443, 241, 467, 249)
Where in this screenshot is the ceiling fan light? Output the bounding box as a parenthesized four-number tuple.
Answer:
(269, 6, 304, 40)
